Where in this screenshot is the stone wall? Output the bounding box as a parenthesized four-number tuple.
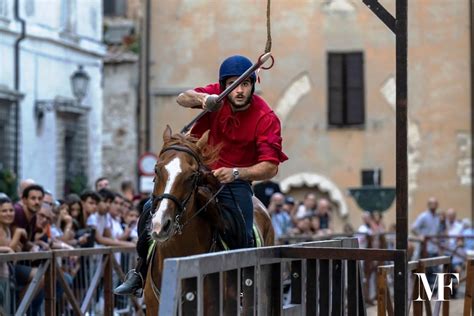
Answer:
(102, 58, 139, 192)
(144, 0, 471, 230)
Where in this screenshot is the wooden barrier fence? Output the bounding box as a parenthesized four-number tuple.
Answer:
(377, 256, 452, 316)
(463, 258, 474, 316)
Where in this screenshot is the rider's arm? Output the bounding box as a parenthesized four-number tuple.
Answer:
(212, 162, 277, 184)
(238, 161, 278, 181)
(176, 90, 207, 109)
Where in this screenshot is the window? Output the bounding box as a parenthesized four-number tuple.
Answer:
(361, 169, 382, 186)
(0, 100, 18, 172)
(328, 52, 365, 126)
(0, 0, 8, 19)
(103, 0, 127, 17)
(60, 0, 77, 33)
(56, 112, 88, 197)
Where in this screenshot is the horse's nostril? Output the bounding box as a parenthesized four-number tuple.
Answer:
(151, 231, 159, 240)
(162, 218, 171, 233)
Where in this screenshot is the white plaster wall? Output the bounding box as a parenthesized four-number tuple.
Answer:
(0, 0, 105, 197)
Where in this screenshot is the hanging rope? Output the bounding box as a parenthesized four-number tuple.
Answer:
(264, 0, 272, 53)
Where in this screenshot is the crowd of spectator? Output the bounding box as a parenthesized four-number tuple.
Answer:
(0, 176, 145, 315)
(411, 197, 474, 297)
(254, 181, 335, 240)
(2, 177, 474, 310)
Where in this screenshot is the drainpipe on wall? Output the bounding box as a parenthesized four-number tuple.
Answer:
(145, 0, 151, 151)
(13, 0, 26, 179)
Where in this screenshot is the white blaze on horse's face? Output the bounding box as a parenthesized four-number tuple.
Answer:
(152, 157, 182, 231)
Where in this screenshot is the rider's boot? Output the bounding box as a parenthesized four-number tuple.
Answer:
(114, 257, 145, 297)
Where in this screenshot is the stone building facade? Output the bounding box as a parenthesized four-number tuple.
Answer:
(140, 0, 472, 230)
(102, 50, 139, 192)
(0, 0, 105, 198)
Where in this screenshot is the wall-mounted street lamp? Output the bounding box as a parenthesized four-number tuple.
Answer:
(70, 65, 90, 105)
(34, 65, 90, 122)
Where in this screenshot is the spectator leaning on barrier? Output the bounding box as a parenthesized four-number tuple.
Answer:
(315, 198, 332, 235)
(268, 192, 293, 239)
(66, 194, 85, 230)
(3, 194, 45, 315)
(0, 197, 22, 253)
(411, 197, 442, 285)
(0, 197, 15, 315)
(121, 180, 135, 202)
(461, 218, 474, 255)
(283, 196, 297, 221)
(86, 189, 134, 247)
(80, 190, 100, 222)
(123, 207, 139, 242)
(444, 208, 465, 298)
(50, 200, 75, 244)
(43, 190, 54, 208)
(295, 193, 317, 219)
(357, 212, 373, 248)
(110, 193, 132, 242)
(13, 184, 44, 249)
(411, 197, 442, 257)
(445, 209, 465, 266)
(16, 178, 35, 202)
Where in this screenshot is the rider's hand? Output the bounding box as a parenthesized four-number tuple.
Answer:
(212, 167, 235, 184)
(203, 94, 222, 112)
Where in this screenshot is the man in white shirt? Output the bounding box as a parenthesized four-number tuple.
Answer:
(295, 193, 317, 219)
(87, 189, 134, 247)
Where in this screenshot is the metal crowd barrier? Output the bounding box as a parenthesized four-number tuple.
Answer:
(0, 246, 143, 316)
(159, 237, 407, 316)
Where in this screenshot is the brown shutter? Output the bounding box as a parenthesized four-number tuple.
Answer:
(345, 53, 365, 125)
(328, 54, 344, 125)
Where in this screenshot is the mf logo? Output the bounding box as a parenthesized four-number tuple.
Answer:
(413, 273, 459, 301)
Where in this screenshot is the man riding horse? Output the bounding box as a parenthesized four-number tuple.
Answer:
(114, 55, 288, 297)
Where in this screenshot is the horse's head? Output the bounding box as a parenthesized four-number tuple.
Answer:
(150, 126, 217, 242)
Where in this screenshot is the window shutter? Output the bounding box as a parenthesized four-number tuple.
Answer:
(345, 53, 364, 125)
(0, 100, 16, 171)
(328, 54, 344, 125)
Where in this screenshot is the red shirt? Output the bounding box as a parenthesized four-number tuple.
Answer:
(191, 83, 288, 169)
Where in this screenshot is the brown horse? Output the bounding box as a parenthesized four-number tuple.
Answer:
(144, 126, 275, 315)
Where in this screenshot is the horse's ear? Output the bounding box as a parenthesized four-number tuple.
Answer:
(163, 125, 172, 142)
(196, 130, 209, 150)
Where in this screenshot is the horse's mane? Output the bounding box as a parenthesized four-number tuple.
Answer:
(162, 133, 220, 167)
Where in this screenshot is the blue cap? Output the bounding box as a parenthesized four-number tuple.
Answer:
(219, 55, 256, 83)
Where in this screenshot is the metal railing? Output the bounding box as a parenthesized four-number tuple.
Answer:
(159, 237, 407, 316)
(0, 246, 143, 316)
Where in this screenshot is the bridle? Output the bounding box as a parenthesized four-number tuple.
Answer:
(151, 145, 224, 235)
